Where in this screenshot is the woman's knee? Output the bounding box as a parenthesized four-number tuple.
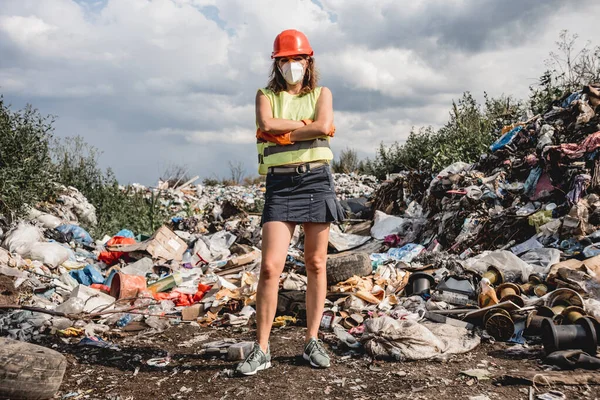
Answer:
(305, 254, 327, 274)
(260, 259, 284, 281)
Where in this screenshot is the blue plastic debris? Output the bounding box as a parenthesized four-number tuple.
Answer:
(69, 270, 92, 286)
(490, 126, 523, 152)
(84, 264, 105, 284)
(103, 269, 117, 287)
(387, 243, 426, 263)
(115, 229, 135, 239)
(560, 91, 581, 108)
(78, 336, 120, 350)
(56, 224, 93, 245)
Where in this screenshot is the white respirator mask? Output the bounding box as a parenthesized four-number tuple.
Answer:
(279, 61, 305, 85)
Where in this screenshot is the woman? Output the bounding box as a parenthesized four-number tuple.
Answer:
(236, 29, 344, 376)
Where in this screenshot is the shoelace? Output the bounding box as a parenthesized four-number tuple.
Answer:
(246, 347, 263, 364)
(308, 339, 326, 356)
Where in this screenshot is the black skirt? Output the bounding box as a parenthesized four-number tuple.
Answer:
(261, 165, 346, 226)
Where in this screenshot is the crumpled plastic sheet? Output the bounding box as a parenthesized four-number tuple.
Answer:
(464, 250, 535, 282)
(0, 311, 52, 341)
(370, 211, 408, 240)
(192, 231, 237, 263)
(428, 161, 472, 191)
(518, 248, 560, 274)
(360, 316, 480, 361)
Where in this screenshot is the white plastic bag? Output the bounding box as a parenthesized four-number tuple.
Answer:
(28, 208, 62, 229)
(2, 223, 44, 255)
(464, 250, 534, 282)
(371, 210, 407, 240)
(27, 242, 71, 268)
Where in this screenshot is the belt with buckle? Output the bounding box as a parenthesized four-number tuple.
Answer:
(268, 161, 327, 175)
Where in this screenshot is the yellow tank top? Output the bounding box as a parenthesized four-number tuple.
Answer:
(256, 87, 333, 175)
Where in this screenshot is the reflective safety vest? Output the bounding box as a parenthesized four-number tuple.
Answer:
(256, 87, 333, 175)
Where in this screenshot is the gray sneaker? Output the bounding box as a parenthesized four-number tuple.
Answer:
(303, 338, 331, 368)
(236, 343, 271, 376)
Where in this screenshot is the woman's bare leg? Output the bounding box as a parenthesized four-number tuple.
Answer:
(256, 221, 296, 352)
(302, 222, 330, 342)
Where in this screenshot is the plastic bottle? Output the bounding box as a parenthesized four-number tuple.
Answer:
(182, 250, 193, 269)
(116, 313, 133, 328)
(55, 297, 86, 315)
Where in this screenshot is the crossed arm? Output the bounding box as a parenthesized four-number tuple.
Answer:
(255, 87, 334, 143)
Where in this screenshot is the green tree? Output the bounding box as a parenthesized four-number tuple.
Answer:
(0, 97, 56, 217)
(361, 92, 522, 179)
(332, 147, 360, 173)
(52, 136, 168, 237)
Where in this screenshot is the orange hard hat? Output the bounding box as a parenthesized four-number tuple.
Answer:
(271, 29, 314, 59)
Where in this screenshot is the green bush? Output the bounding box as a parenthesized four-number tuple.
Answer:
(0, 97, 57, 218)
(361, 93, 522, 179)
(332, 147, 360, 173)
(52, 136, 168, 237)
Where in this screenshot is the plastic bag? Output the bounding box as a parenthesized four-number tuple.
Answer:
(115, 229, 135, 238)
(55, 297, 85, 314)
(27, 242, 71, 268)
(387, 244, 425, 263)
(428, 162, 471, 190)
(2, 223, 44, 255)
(28, 209, 62, 229)
(98, 236, 136, 265)
(370, 211, 407, 240)
(56, 224, 93, 245)
(464, 250, 533, 282)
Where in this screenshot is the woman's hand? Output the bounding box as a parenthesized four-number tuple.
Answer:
(289, 87, 334, 142)
(256, 129, 294, 145)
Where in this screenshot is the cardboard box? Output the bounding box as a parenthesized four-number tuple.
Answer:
(548, 255, 600, 282)
(107, 225, 187, 261)
(225, 249, 261, 268)
(182, 304, 202, 321)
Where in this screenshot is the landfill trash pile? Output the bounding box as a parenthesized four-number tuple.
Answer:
(317, 84, 600, 366)
(1, 85, 600, 397)
(332, 172, 378, 200)
(126, 172, 379, 228)
(0, 170, 379, 349)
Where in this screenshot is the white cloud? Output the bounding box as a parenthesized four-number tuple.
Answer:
(0, 0, 599, 184)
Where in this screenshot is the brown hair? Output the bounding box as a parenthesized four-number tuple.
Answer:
(266, 57, 319, 96)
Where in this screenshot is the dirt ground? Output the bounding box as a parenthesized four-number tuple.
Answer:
(33, 323, 599, 400)
(0, 275, 18, 306)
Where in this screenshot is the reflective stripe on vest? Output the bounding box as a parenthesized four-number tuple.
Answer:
(257, 138, 333, 175)
(262, 138, 330, 156)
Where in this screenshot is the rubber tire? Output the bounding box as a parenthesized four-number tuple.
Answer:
(0, 337, 67, 400)
(326, 252, 373, 285)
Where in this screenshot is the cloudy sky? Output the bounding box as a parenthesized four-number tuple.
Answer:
(1, 0, 598, 185)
